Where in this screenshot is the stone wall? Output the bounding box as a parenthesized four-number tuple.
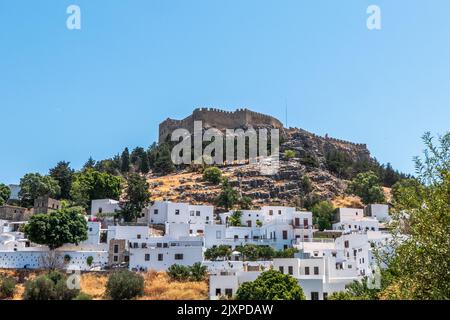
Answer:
(159, 108, 284, 143)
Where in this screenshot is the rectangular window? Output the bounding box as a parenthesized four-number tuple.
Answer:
(288, 266, 293, 275)
(279, 266, 284, 273)
(278, 210, 282, 215)
(323, 292, 328, 300)
(282, 230, 288, 240)
(113, 256, 118, 262)
(190, 210, 195, 216)
(154, 209, 158, 215)
(175, 209, 180, 215)
(225, 289, 233, 297)
(344, 240, 349, 248)
(215, 288, 221, 296)
(114, 244, 119, 254)
(196, 211, 200, 216)
(145, 254, 150, 261)
(269, 210, 273, 216)
(163, 243, 168, 248)
(216, 231, 222, 239)
(137, 234, 141, 239)
(311, 292, 319, 300)
(158, 254, 163, 261)
(305, 267, 310, 275)
(314, 266, 319, 275)
(175, 254, 184, 260)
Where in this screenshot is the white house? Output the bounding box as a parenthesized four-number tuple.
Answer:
(91, 199, 120, 217)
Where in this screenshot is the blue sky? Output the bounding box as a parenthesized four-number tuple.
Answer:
(1, 0, 449, 184)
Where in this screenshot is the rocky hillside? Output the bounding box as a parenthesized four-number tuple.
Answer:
(147, 128, 382, 209)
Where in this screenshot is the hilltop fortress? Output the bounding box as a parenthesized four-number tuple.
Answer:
(159, 108, 284, 143)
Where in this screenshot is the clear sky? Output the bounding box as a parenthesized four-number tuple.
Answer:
(1, 0, 449, 184)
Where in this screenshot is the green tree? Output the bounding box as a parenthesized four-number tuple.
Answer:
(347, 171, 385, 205)
(106, 270, 144, 300)
(24, 207, 88, 250)
(83, 157, 96, 171)
(391, 178, 425, 211)
(120, 147, 131, 173)
(380, 132, 450, 300)
(117, 173, 150, 222)
(204, 245, 232, 261)
(70, 169, 122, 208)
(0, 183, 11, 206)
(189, 262, 208, 281)
(203, 167, 223, 184)
(167, 264, 191, 281)
(236, 270, 305, 300)
(239, 196, 253, 210)
(227, 210, 242, 227)
(216, 179, 239, 211)
(153, 143, 175, 175)
(19, 173, 61, 207)
(235, 244, 260, 261)
(49, 161, 75, 200)
(311, 201, 335, 231)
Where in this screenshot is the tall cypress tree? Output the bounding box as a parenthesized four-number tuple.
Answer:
(120, 148, 130, 174)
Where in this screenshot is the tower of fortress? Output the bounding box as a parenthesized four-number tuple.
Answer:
(159, 108, 284, 143)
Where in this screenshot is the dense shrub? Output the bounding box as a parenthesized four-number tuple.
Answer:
(203, 167, 223, 184)
(105, 270, 144, 300)
(167, 263, 208, 282)
(0, 275, 17, 299)
(167, 264, 191, 281)
(23, 271, 79, 300)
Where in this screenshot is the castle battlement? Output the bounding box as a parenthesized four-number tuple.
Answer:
(159, 108, 284, 143)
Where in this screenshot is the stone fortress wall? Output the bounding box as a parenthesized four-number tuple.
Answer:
(159, 107, 284, 143)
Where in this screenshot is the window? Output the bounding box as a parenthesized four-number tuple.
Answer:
(175, 254, 184, 260)
(133, 243, 138, 248)
(305, 267, 310, 275)
(190, 210, 194, 216)
(206, 216, 209, 221)
(113, 256, 118, 262)
(98, 207, 103, 214)
(216, 288, 221, 296)
(157, 243, 162, 248)
(288, 266, 293, 275)
(279, 266, 284, 273)
(137, 234, 141, 239)
(282, 230, 288, 240)
(163, 243, 169, 248)
(89, 228, 93, 232)
(114, 245, 119, 254)
(154, 209, 158, 215)
(196, 211, 200, 216)
(323, 292, 328, 300)
(269, 210, 273, 216)
(344, 240, 349, 248)
(141, 243, 147, 249)
(175, 209, 180, 215)
(225, 289, 233, 297)
(234, 235, 238, 240)
(314, 266, 319, 275)
(278, 210, 282, 215)
(145, 254, 150, 261)
(216, 231, 222, 239)
(158, 254, 163, 261)
(311, 292, 319, 300)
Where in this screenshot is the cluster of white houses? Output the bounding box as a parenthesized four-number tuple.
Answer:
(0, 198, 393, 300)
